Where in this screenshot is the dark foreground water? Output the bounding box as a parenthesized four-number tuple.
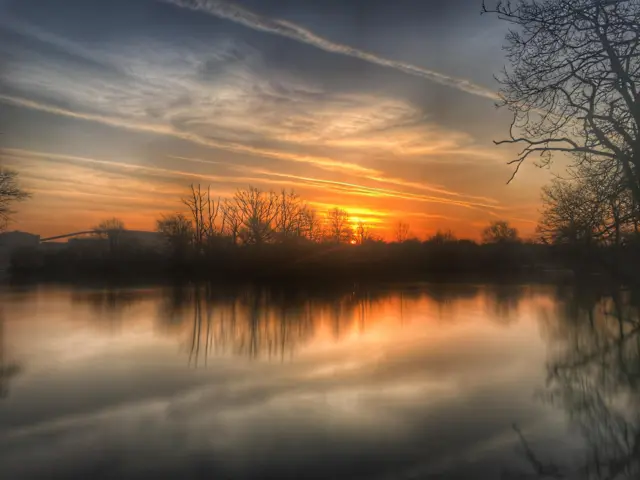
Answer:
(0, 282, 638, 480)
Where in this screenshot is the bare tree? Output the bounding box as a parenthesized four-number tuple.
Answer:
(93, 217, 126, 252)
(326, 208, 353, 244)
(0, 167, 30, 232)
(482, 220, 519, 244)
(482, 0, 640, 207)
(221, 199, 242, 245)
(538, 162, 639, 246)
(275, 189, 305, 239)
(355, 221, 373, 245)
(428, 230, 457, 245)
(157, 213, 194, 253)
(233, 187, 279, 245)
(539, 179, 600, 246)
(394, 221, 411, 243)
(299, 206, 323, 242)
(182, 184, 221, 249)
(93, 218, 125, 237)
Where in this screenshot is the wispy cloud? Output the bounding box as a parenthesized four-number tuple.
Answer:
(166, 154, 501, 205)
(1, 148, 259, 190)
(0, 11, 540, 238)
(1, 22, 499, 176)
(160, 0, 499, 100)
(4, 148, 503, 217)
(0, 94, 377, 176)
(229, 167, 504, 211)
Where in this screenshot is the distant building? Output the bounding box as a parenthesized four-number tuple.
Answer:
(0, 231, 41, 272)
(39, 242, 67, 253)
(67, 236, 109, 253)
(0, 231, 41, 249)
(118, 230, 165, 250)
(61, 230, 166, 254)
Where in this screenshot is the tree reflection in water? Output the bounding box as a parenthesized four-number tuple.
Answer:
(3, 282, 637, 476)
(0, 309, 21, 399)
(70, 282, 522, 368)
(507, 284, 640, 480)
(162, 285, 394, 365)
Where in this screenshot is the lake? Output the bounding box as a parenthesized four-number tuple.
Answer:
(0, 282, 637, 479)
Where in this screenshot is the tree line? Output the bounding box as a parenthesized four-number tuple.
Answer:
(156, 185, 349, 251)
(483, 0, 640, 253)
(150, 184, 522, 252)
(0, 159, 530, 253)
(538, 163, 640, 248)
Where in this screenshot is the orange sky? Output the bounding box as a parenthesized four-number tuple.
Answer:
(0, 0, 562, 241)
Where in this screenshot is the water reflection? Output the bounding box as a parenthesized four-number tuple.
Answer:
(507, 284, 640, 479)
(1, 282, 638, 479)
(72, 288, 155, 329)
(170, 285, 394, 365)
(486, 284, 525, 324)
(151, 283, 529, 365)
(0, 310, 21, 398)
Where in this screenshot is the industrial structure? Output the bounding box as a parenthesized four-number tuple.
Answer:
(0, 229, 165, 273)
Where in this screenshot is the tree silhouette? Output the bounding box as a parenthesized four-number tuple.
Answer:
(156, 213, 194, 254)
(355, 220, 372, 245)
(94, 217, 125, 233)
(221, 199, 242, 245)
(93, 217, 126, 253)
(538, 161, 640, 247)
(182, 184, 221, 249)
(275, 189, 304, 240)
(482, 220, 519, 244)
(394, 221, 411, 243)
(233, 187, 279, 245)
(299, 206, 323, 242)
(427, 229, 457, 245)
(0, 167, 30, 232)
(483, 0, 640, 207)
(326, 208, 353, 244)
(539, 178, 603, 246)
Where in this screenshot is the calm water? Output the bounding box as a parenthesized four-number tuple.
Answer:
(0, 283, 638, 479)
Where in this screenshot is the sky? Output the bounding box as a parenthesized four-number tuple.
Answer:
(0, 0, 557, 240)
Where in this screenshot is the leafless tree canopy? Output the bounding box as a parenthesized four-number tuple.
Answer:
(482, 220, 519, 244)
(233, 187, 280, 245)
(275, 190, 303, 238)
(483, 0, 640, 202)
(157, 213, 194, 251)
(538, 164, 640, 246)
(182, 186, 324, 246)
(394, 221, 411, 243)
(182, 184, 221, 249)
(355, 220, 373, 245)
(326, 208, 354, 244)
(428, 229, 458, 244)
(93, 217, 126, 237)
(0, 167, 30, 231)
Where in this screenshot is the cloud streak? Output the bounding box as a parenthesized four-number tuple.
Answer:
(160, 0, 499, 101)
(0, 94, 377, 176)
(231, 168, 503, 211)
(166, 154, 501, 205)
(3, 148, 503, 217)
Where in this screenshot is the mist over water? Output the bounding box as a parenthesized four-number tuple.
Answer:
(0, 282, 637, 479)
